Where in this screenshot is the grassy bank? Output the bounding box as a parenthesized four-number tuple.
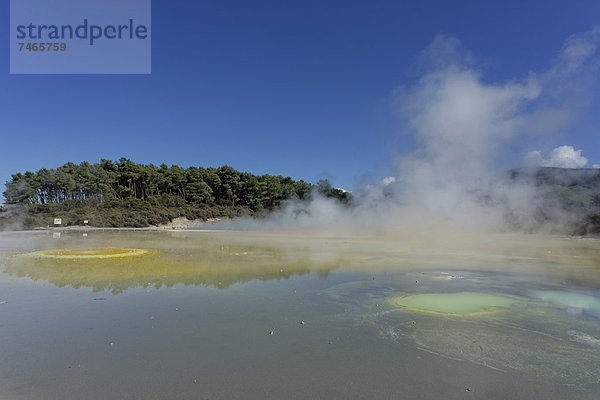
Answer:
(0, 198, 254, 229)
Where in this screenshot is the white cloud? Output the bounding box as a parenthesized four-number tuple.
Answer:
(525, 146, 589, 168)
(592, 164, 600, 169)
(380, 176, 396, 186)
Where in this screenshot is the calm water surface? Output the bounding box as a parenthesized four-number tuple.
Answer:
(0, 230, 599, 399)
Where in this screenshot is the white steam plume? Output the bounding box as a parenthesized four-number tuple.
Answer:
(208, 28, 600, 235)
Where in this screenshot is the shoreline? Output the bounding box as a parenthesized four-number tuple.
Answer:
(0, 217, 224, 233)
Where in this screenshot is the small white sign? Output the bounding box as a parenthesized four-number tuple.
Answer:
(83, 220, 89, 224)
(53, 218, 62, 225)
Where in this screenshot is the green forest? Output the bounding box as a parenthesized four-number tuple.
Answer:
(1, 158, 349, 228)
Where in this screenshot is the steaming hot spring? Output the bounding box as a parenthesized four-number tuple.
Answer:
(1, 229, 599, 399)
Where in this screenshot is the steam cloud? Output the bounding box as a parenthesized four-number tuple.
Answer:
(210, 28, 600, 235)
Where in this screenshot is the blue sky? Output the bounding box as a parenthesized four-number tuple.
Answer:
(1, 0, 599, 191)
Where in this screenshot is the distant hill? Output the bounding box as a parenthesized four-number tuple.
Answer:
(509, 167, 600, 234)
(510, 167, 600, 189)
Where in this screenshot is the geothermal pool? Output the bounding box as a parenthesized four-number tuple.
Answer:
(0, 230, 599, 399)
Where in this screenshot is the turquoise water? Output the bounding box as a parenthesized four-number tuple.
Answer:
(389, 292, 521, 315)
(531, 290, 600, 318)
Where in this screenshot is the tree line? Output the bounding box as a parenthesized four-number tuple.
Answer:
(2, 158, 349, 212)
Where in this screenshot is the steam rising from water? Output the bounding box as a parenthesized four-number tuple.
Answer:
(212, 29, 600, 234)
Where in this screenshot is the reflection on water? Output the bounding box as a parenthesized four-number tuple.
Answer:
(3, 235, 343, 293)
(2, 230, 600, 293)
(0, 230, 599, 399)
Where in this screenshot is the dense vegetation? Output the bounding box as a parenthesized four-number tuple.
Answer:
(0, 158, 349, 228)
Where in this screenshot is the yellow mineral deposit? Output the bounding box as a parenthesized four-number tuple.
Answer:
(26, 248, 151, 260)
